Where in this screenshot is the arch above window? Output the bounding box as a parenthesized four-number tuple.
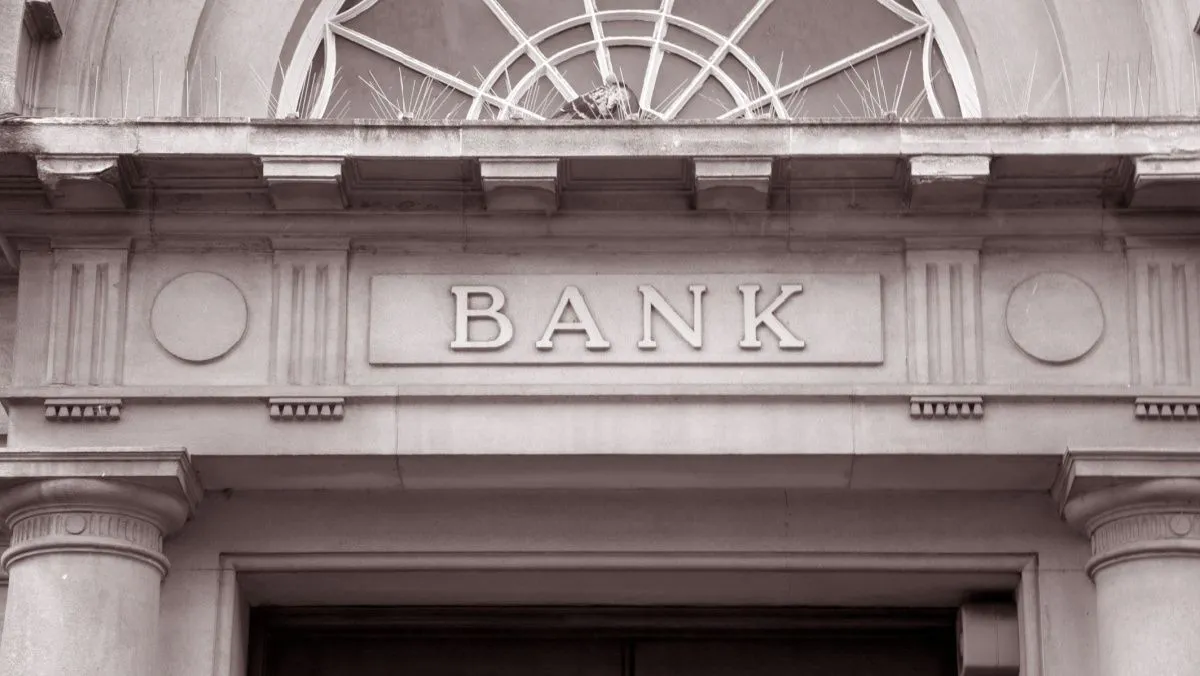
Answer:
(279, 0, 980, 121)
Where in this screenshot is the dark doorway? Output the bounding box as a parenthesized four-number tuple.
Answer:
(250, 607, 958, 676)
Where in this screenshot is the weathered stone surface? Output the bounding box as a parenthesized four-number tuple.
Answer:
(907, 155, 991, 211)
(261, 157, 346, 211)
(693, 157, 772, 211)
(36, 155, 129, 210)
(1128, 155, 1200, 209)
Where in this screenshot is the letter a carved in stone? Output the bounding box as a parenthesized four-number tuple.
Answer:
(535, 286, 611, 351)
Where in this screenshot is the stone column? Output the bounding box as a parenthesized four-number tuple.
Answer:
(0, 448, 200, 676)
(1061, 471, 1200, 676)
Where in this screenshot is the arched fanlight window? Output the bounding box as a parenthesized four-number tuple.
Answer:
(279, 0, 979, 121)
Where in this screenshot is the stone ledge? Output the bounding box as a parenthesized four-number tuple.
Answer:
(2, 120, 1198, 215)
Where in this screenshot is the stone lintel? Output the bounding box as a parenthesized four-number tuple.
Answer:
(1128, 155, 1200, 208)
(907, 155, 991, 211)
(24, 0, 62, 41)
(0, 446, 202, 512)
(37, 155, 129, 210)
(261, 156, 347, 211)
(692, 157, 773, 211)
(479, 158, 560, 214)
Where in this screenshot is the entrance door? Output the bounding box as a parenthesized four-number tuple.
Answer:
(250, 607, 958, 676)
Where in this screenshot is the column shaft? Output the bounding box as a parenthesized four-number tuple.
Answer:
(1095, 558, 1200, 676)
(2, 553, 164, 676)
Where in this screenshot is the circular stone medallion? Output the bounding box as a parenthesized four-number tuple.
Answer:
(1005, 272, 1104, 364)
(151, 272, 248, 362)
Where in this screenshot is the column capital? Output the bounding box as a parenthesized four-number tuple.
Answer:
(1055, 449, 1200, 576)
(0, 447, 201, 575)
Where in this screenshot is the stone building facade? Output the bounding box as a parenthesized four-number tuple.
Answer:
(1, 1, 1200, 675)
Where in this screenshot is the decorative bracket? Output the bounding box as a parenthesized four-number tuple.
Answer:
(1128, 155, 1200, 209)
(479, 158, 559, 214)
(44, 398, 122, 422)
(909, 396, 983, 420)
(692, 157, 773, 211)
(261, 156, 347, 210)
(268, 397, 345, 422)
(1135, 397, 1200, 421)
(907, 155, 991, 211)
(37, 155, 129, 210)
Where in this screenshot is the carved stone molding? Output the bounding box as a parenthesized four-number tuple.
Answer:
(909, 396, 983, 420)
(0, 473, 194, 574)
(44, 245, 129, 385)
(268, 397, 345, 421)
(479, 158, 559, 213)
(1128, 250, 1200, 386)
(1135, 397, 1200, 421)
(270, 248, 349, 385)
(905, 249, 982, 384)
(1091, 510, 1200, 559)
(692, 157, 772, 211)
(1056, 450, 1200, 577)
(44, 397, 121, 422)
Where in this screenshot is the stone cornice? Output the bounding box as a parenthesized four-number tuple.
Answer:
(3, 117, 1200, 158)
(1, 118, 1199, 218)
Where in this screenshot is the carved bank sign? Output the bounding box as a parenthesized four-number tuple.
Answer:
(369, 274, 883, 365)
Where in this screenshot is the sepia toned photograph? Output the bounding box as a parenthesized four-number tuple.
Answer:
(0, 1, 1199, 674)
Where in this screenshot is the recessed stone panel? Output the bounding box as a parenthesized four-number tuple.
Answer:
(369, 273, 883, 365)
